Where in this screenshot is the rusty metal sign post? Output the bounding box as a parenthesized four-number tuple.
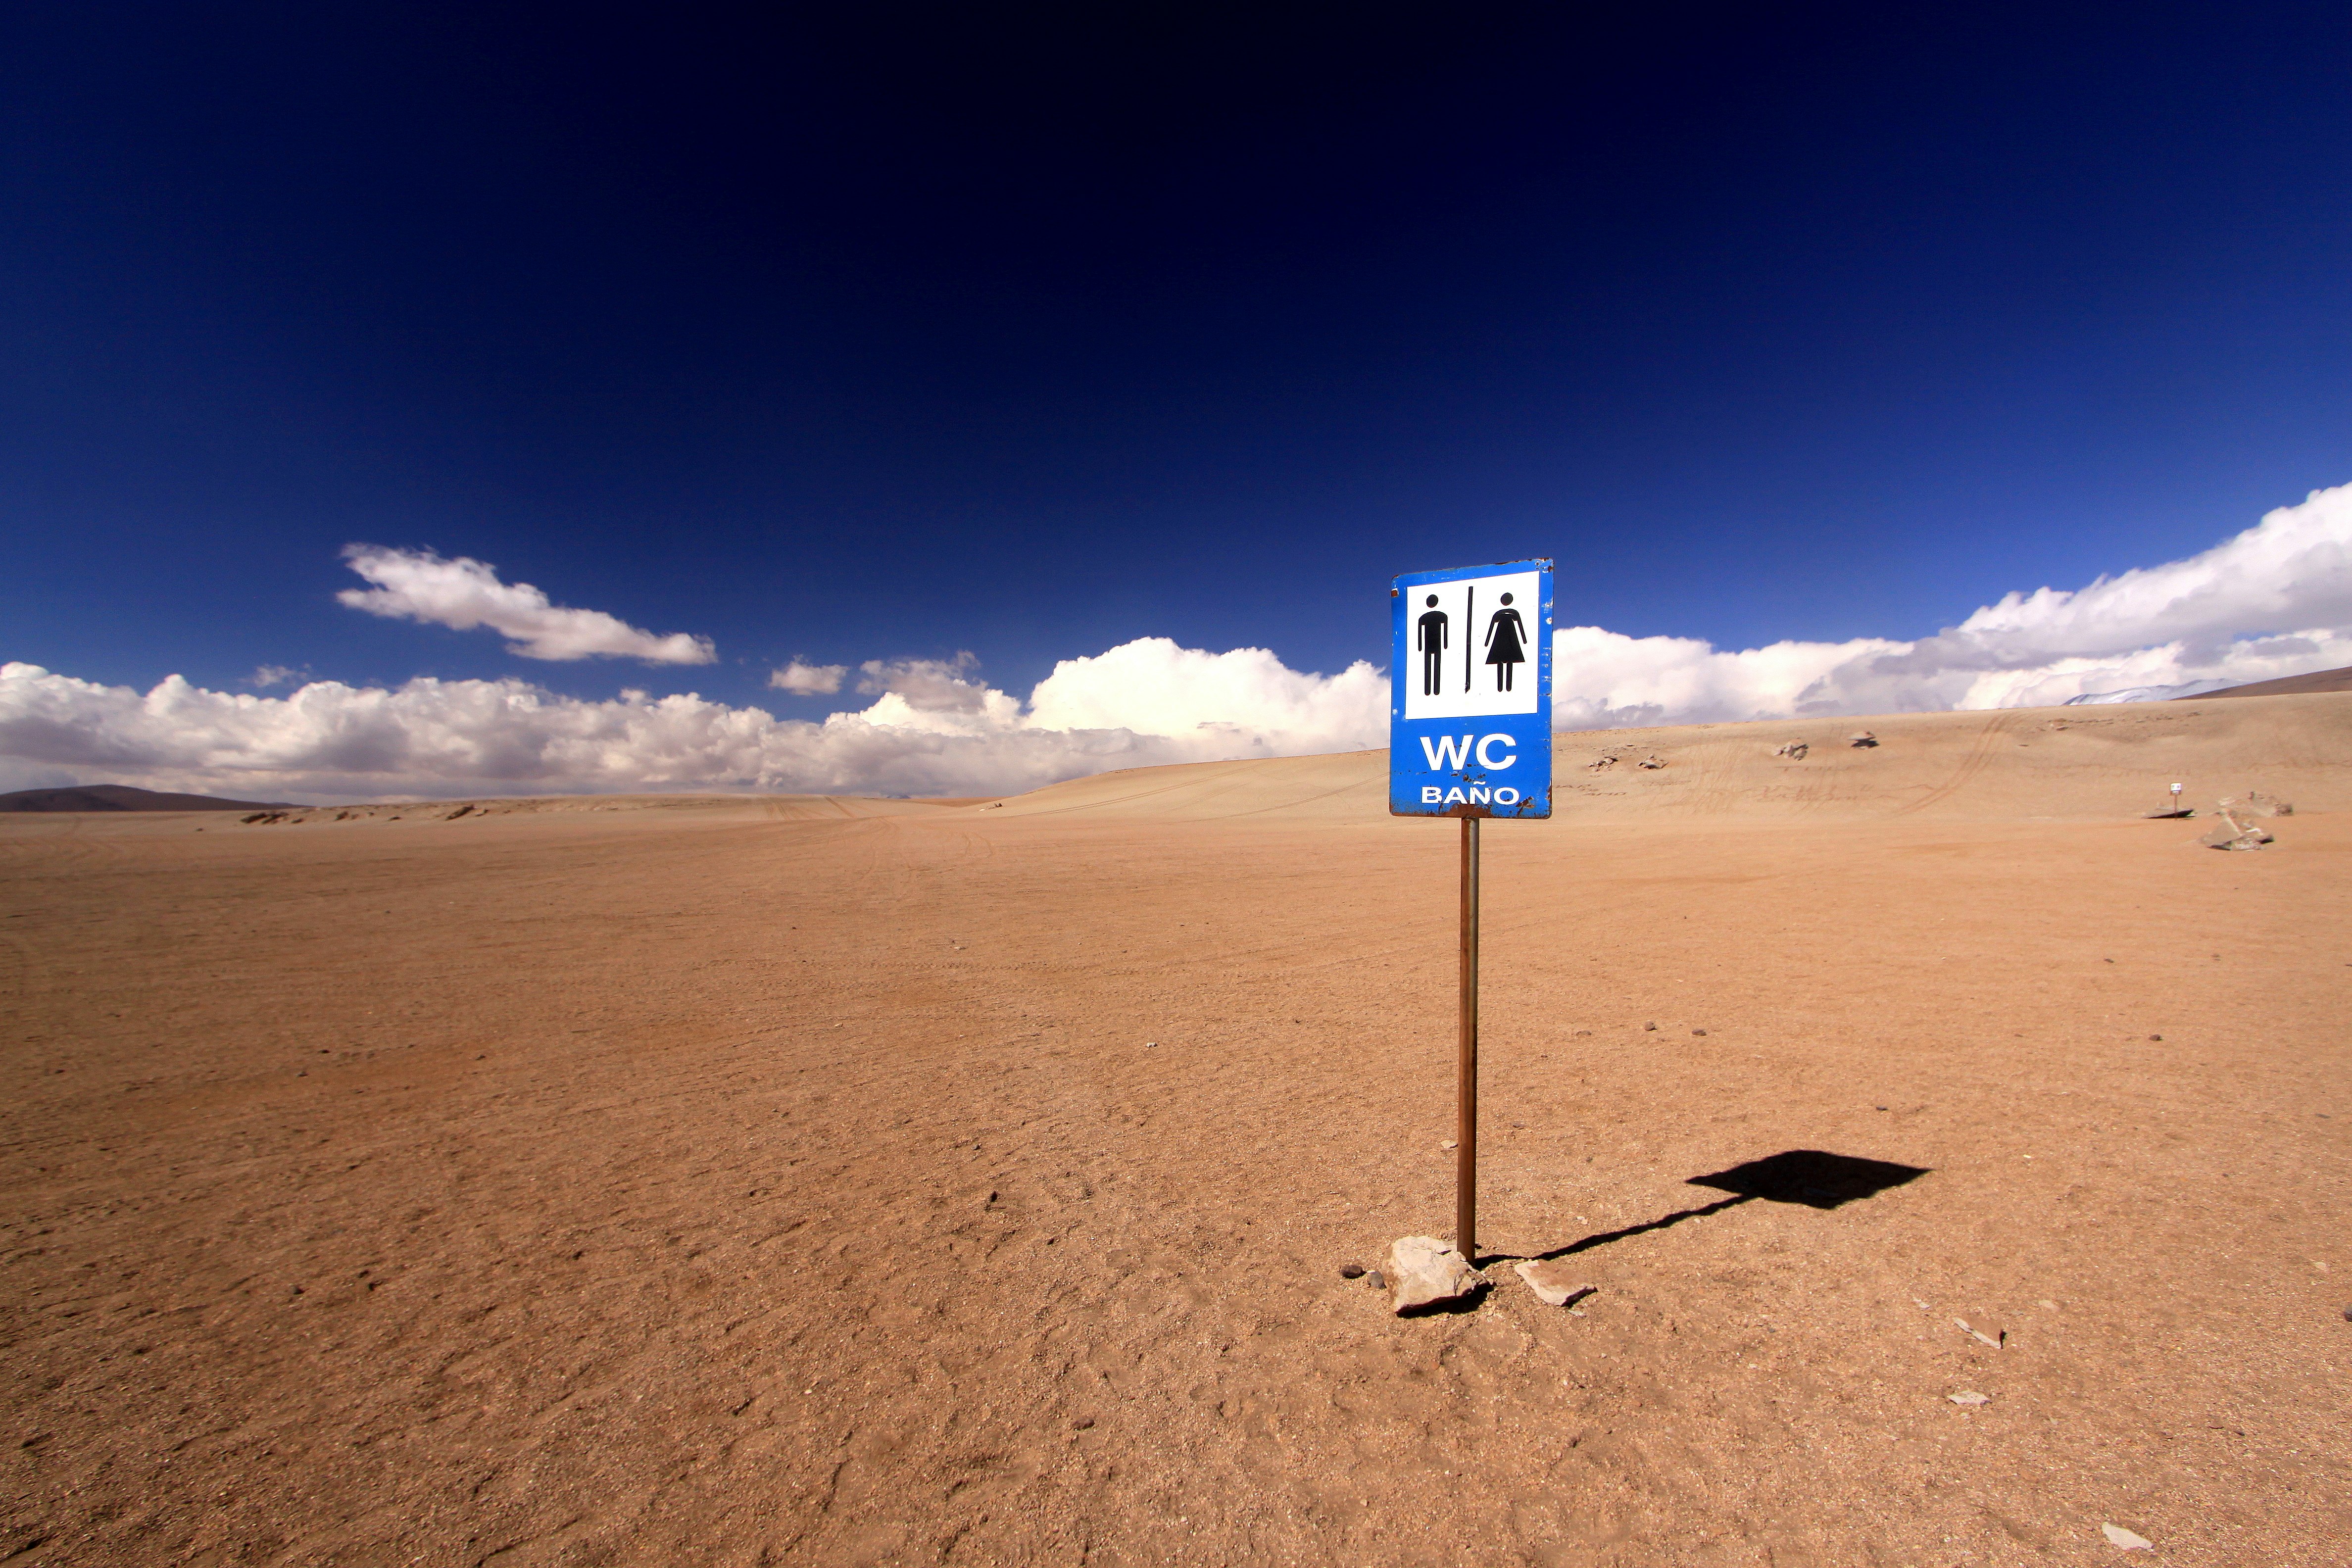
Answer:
(1390, 561, 1553, 1261)
(1457, 813, 1481, 1253)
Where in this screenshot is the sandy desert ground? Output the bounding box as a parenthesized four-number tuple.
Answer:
(3, 694, 2348, 1567)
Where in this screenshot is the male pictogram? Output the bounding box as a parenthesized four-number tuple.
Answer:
(1417, 594, 1449, 695)
(1484, 592, 1528, 692)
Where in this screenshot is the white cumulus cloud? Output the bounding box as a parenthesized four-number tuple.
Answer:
(10, 485, 2349, 800)
(851, 653, 1021, 732)
(1554, 482, 2352, 726)
(1028, 637, 1387, 754)
(0, 638, 1385, 802)
(337, 545, 716, 665)
(770, 660, 847, 695)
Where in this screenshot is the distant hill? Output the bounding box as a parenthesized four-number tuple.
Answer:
(2185, 665, 2352, 699)
(0, 784, 304, 813)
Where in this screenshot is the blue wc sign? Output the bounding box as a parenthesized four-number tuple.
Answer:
(1389, 559, 1553, 818)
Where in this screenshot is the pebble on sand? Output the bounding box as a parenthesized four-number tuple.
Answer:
(1339, 1263, 1365, 1279)
(1948, 1390, 1989, 1406)
(1365, 1270, 1385, 1290)
(1384, 1236, 1483, 1314)
(2100, 1523, 2153, 1550)
(1512, 1259, 1596, 1307)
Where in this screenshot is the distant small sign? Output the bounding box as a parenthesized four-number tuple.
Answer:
(1389, 561, 1553, 818)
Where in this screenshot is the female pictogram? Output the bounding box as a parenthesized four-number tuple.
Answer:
(1483, 592, 1527, 692)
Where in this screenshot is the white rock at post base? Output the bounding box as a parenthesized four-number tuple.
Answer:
(1384, 1236, 1483, 1314)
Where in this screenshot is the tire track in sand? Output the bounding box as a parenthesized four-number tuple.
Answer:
(1893, 711, 2015, 815)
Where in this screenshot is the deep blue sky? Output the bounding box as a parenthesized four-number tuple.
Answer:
(4, 4, 2349, 709)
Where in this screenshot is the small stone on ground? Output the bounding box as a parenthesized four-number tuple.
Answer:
(1338, 1263, 1364, 1279)
(1948, 1390, 1989, 1405)
(1512, 1259, 1596, 1307)
(2101, 1523, 2153, 1550)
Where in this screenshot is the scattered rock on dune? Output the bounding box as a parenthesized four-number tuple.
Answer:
(1587, 754, 1618, 771)
(2199, 811, 2273, 851)
(1384, 1236, 1483, 1313)
(2237, 789, 2293, 817)
(1849, 731, 1877, 747)
(1635, 754, 1666, 769)
(1773, 740, 1809, 759)
(2101, 1522, 2153, 1550)
(1512, 1260, 1595, 1307)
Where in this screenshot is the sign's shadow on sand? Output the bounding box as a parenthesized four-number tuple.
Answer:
(1502, 1149, 1931, 1269)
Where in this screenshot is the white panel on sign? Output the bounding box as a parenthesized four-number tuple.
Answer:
(1401, 569, 1542, 720)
